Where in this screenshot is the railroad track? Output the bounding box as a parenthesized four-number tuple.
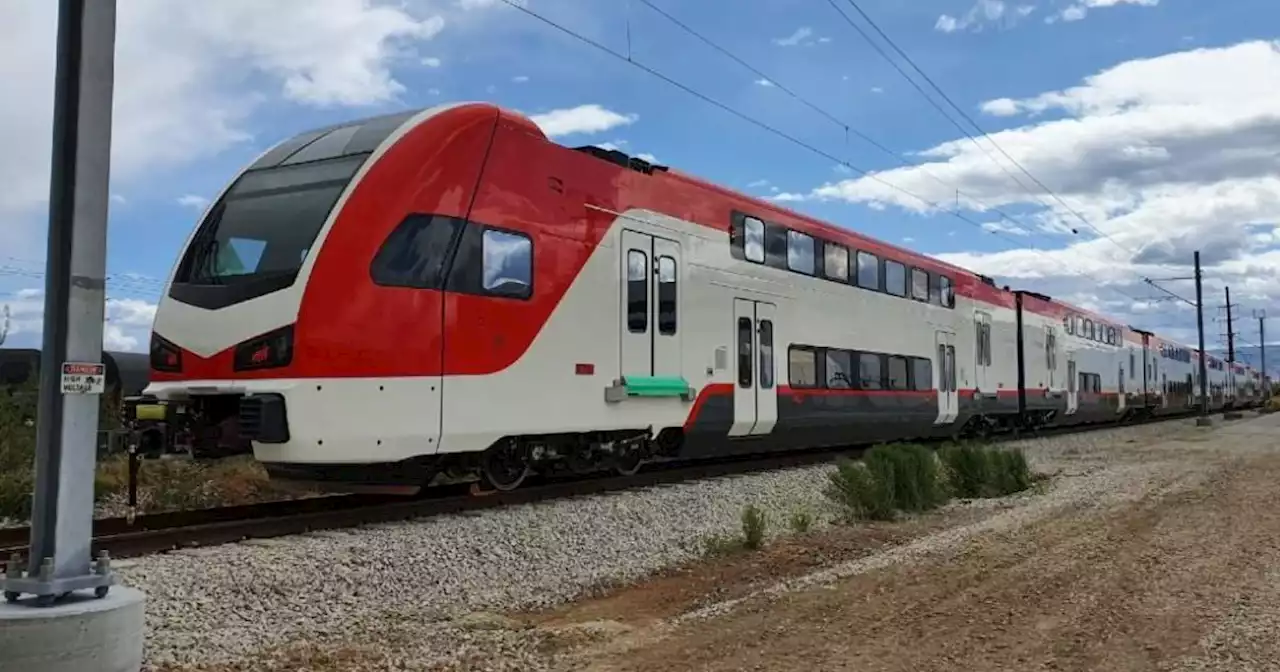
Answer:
(0, 410, 1237, 561)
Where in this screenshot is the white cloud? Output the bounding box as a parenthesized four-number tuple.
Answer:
(176, 194, 210, 210)
(871, 86, 884, 94)
(0, 0, 461, 262)
(772, 27, 828, 47)
(755, 78, 774, 87)
(778, 40, 1280, 338)
(941, 0, 1147, 32)
(934, 0, 1011, 34)
(1048, 0, 1158, 23)
(422, 56, 442, 68)
(529, 104, 638, 137)
(3, 290, 158, 352)
(512, 75, 529, 83)
(635, 152, 658, 164)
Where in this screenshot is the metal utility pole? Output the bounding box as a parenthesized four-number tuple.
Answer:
(1225, 286, 1236, 363)
(1194, 251, 1211, 424)
(2, 0, 117, 605)
(1257, 310, 1270, 401)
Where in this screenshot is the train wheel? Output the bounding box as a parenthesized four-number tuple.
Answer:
(481, 439, 531, 492)
(614, 448, 643, 476)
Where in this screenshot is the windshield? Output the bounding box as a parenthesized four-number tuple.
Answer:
(176, 154, 366, 287)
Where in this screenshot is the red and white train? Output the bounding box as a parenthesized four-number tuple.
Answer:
(133, 102, 1266, 493)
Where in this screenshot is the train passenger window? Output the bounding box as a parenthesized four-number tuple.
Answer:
(627, 250, 648, 334)
(937, 345, 948, 391)
(824, 242, 849, 282)
(787, 230, 815, 275)
(1074, 316, 1084, 335)
(1063, 315, 1073, 335)
(911, 268, 929, 302)
(759, 320, 774, 389)
(1083, 319, 1093, 341)
(1130, 350, 1135, 378)
(743, 216, 765, 263)
(657, 256, 677, 335)
(856, 251, 880, 290)
(888, 356, 909, 390)
(482, 229, 533, 299)
(884, 260, 906, 297)
(946, 345, 957, 390)
(370, 214, 464, 289)
(911, 357, 932, 391)
(737, 317, 753, 388)
(936, 275, 955, 308)
(790, 346, 818, 388)
(825, 349, 853, 389)
(858, 353, 883, 389)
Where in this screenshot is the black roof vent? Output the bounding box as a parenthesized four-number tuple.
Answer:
(573, 145, 669, 175)
(979, 274, 996, 286)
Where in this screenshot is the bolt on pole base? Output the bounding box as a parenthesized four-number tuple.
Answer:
(2, 551, 116, 606)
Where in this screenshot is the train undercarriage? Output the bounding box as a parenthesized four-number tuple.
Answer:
(120, 390, 1264, 495)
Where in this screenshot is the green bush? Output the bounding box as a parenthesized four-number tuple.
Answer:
(939, 442, 1032, 499)
(788, 508, 813, 533)
(824, 457, 896, 521)
(0, 384, 38, 521)
(741, 503, 767, 550)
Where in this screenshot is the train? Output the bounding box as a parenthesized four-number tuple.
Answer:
(128, 101, 1268, 493)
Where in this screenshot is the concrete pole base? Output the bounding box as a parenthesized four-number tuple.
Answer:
(1224, 411, 1244, 420)
(0, 586, 144, 672)
(1195, 417, 1214, 427)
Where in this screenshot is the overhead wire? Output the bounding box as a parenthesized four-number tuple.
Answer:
(829, 0, 1139, 258)
(827, 0, 1203, 308)
(497, 0, 1169, 308)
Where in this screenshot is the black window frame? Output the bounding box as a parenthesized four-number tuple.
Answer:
(790, 345, 821, 388)
(626, 248, 648, 334)
(369, 213, 464, 290)
(910, 357, 932, 391)
(737, 317, 753, 388)
(856, 250, 881, 291)
(657, 254, 677, 335)
(824, 348, 853, 389)
(787, 229, 816, 275)
(884, 259, 907, 297)
(910, 267, 930, 302)
(823, 241, 850, 282)
(858, 352, 883, 390)
(887, 355, 910, 390)
(478, 226, 534, 300)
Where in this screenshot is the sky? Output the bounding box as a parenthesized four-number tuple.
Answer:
(0, 0, 1277, 371)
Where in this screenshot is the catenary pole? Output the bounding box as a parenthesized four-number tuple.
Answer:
(1194, 251, 1210, 420)
(2, 0, 117, 604)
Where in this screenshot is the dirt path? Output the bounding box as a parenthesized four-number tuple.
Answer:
(528, 417, 1280, 672)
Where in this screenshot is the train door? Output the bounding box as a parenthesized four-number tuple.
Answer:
(1044, 325, 1057, 390)
(973, 311, 991, 392)
(1066, 353, 1079, 415)
(619, 230, 683, 379)
(1118, 364, 1127, 411)
(729, 298, 778, 437)
(933, 331, 957, 424)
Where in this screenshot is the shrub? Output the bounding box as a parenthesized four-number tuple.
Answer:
(788, 508, 813, 533)
(741, 503, 767, 550)
(824, 457, 896, 521)
(939, 442, 1032, 499)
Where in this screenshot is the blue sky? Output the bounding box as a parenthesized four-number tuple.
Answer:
(1, 0, 1278, 371)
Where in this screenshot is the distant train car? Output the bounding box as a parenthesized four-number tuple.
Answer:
(136, 101, 1261, 494)
(0, 348, 148, 398)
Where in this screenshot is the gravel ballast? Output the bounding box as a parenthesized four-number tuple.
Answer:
(117, 417, 1224, 669)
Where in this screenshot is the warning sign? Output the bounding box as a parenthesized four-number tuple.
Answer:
(61, 362, 106, 395)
